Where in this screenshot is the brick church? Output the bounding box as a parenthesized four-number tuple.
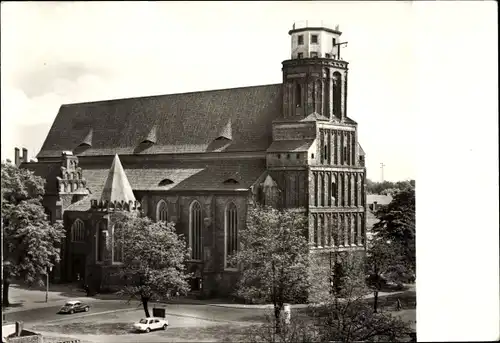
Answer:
(18, 22, 367, 297)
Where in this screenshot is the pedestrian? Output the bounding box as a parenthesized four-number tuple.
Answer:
(396, 298, 402, 311)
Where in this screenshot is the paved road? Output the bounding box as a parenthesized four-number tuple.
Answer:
(3, 300, 270, 325)
(4, 299, 137, 324)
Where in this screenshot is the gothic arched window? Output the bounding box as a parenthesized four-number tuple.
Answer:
(156, 200, 168, 222)
(71, 219, 85, 243)
(96, 221, 107, 262)
(113, 223, 124, 263)
(189, 201, 203, 260)
(333, 72, 342, 117)
(225, 202, 238, 269)
(295, 83, 302, 107)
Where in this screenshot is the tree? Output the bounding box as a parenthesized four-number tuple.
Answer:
(231, 205, 309, 333)
(112, 212, 191, 317)
(366, 239, 411, 312)
(1, 162, 65, 306)
(372, 187, 416, 274)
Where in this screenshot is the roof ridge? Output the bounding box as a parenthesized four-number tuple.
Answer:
(60, 83, 283, 108)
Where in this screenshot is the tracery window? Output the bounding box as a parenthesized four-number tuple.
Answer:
(71, 219, 85, 243)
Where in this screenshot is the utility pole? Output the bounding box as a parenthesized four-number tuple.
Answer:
(380, 163, 386, 182)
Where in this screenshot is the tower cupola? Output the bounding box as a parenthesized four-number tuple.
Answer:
(289, 20, 344, 60)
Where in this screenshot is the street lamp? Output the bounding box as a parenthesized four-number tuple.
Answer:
(45, 266, 53, 303)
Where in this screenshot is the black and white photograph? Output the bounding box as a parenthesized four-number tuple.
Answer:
(1, 1, 498, 342)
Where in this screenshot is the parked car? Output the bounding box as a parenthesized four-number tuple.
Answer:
(133, 317, 169, 333)
(58, 300, 90, 314)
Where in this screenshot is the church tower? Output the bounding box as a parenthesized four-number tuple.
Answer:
(266, 22, 367, 297)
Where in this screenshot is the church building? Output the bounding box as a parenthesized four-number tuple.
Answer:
(18, 22, 367, 298)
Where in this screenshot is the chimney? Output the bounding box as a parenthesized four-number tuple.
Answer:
(14, 147, 20, 166)
(22, 148, 28, 164)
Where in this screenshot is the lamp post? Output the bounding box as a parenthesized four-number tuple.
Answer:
(45, 266, 53, 303)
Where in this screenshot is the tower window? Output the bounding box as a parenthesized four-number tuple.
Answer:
(298, 35, 304, 45)
(310, 52, 318, 58)
(332, 38, 337, 47)
(296, 153, 300, 159)
(311, 35, 318, 44)
(277, 153, 281, 159)
(297, 52, 303, 59)
(287, 154, 290, 159)
(295, 83, 302, 107)
(311, 153, 315, 159)
(325, 53, 331, 58)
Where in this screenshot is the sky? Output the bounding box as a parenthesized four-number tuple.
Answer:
(0, 1, 495, 183)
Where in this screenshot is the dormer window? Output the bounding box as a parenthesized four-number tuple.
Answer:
(158, 179, 174, 186)
(223, 178, 239, 185)
(311, 35, 318, 44)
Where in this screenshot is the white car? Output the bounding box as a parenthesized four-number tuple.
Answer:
(133, 317, 169, 333)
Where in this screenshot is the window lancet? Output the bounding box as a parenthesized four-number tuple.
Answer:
(225, 203, 238, 269)
(189, 201, 203, 260)
(96, 221, 107, 262)
(295, 83, 302, 107)
(71, 219, 85, 242)
(156, 200, 168, 222)
(113, 223, 124, 263)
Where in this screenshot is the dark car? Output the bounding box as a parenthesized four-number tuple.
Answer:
(58, 300, 90, 314)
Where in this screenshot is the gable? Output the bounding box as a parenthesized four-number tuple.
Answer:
(37, 84, 283, 159)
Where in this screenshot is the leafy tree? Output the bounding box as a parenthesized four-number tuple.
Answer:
(372, 187, 416, 274)
(112, 212, 191, 317)
(1, 162, 65, 306)
(231, 205, 309, 333)
(366, 239, 411, 312)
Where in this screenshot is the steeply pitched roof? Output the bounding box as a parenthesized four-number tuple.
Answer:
(267, 140, 315, 152)
(37, 84, 282, 158)
(100, 154, 136, 203)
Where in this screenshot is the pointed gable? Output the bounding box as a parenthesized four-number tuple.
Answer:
(100, 154, 136, 203)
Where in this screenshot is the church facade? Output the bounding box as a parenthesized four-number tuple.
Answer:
(19, 22, 367, 298)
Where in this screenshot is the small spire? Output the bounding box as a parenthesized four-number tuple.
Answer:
(100, 154, 136, 203)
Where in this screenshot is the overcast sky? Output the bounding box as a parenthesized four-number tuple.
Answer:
(0, 1, 495, 182)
